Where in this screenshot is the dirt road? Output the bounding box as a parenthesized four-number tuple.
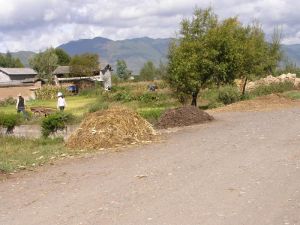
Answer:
(1, 108, 300, 225)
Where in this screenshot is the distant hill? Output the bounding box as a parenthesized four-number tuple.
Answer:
(58, 37, 172, 74)
(2, 37, 300, 74)
(281, 44, 300, 65)
(57, 38, 300, 73)
(10, 51, 35, 67)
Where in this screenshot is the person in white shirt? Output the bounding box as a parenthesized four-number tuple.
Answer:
(57, 92, 67, 111)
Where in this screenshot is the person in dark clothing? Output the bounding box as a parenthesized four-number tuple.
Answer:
(191, 91, 197, 106)
(16, 93, 25, 113)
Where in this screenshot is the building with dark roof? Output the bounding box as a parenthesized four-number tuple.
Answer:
(0, 67, 38, 83)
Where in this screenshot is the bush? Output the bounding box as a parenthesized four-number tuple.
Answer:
(0, 97, 16, 107)
(112, 91, 134, 102)
(218, 85, 240, 105)
(88, 101, 109, 113)
(250, 81, 294, 97)
(0, 113, 22, 134)
(138, 92, 167, 103)
(41, 112, 74, 137)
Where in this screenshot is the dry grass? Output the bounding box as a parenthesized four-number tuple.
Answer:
(66, 107, 156, 150)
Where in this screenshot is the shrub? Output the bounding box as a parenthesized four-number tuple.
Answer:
(110, 85, 129, 92)
(0, 113, 22, 134)
(157, 81, 168, 89)
(41, 112, 74, 137)
(218, 85, 240, 105)
(138, 92, 167, 103)
(250, 81, 294, 97)
(112, 91, 134, 102)
(0, 97, 16, 107)
(88, 101, 109, 113)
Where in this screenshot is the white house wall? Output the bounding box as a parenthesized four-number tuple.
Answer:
(0, 71, 11, 82)
(103, 70, 112, 90)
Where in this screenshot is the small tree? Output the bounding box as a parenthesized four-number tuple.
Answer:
(238, 22, 281, 95)
(29, 48, 58, 81)
(156, 60, 168, 79)
(139, 61, 157, 81)
(116, 59, 131, 80)
(69, 53, 100, 77)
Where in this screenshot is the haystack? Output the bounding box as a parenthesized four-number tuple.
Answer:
(156, 106, 214, 129)
(66, 108, 156, 150)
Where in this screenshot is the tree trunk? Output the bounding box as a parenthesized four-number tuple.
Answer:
(242, 77, 248, 96)
(191, 90, 199, 107)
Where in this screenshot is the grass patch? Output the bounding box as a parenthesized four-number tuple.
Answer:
(282, 90, 300, 100)
(138, 107, 166, 124)
(0, 136, 70, 173)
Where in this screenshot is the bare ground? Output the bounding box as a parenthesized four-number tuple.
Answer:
(1, 99, 300, 224)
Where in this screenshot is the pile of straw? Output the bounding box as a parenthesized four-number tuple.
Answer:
(66, 107, 156, 150)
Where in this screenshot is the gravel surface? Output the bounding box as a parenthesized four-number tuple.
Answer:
(1, 107, 300, 225)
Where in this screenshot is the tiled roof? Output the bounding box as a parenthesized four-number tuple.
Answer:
(0, 67, 37, 75)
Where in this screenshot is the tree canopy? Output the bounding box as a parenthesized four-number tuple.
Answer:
(139, 61, 157, 81)
(165, 7, 282, 103)
(54, 48, 71, 66)
(69, 53, 100, 77)
(29, 48, 58, 80)
(0, 52, 24, 68)
(116, 59, 131, 80)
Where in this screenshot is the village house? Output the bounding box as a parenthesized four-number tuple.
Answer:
(0, 67, 37, 83)
(52, 64, 113, 91)
(0, 67, 42, 100)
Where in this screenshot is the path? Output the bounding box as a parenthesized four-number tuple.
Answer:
(1, 108, 300, 225)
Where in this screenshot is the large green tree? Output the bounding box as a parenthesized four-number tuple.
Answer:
(29, 48, 58, 80)
(69, 53, 100, 77)
(166, 8, 218, 104)
(166, 7, 282, 104)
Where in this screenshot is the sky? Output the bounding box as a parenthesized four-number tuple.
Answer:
(0, 0, 300, 52)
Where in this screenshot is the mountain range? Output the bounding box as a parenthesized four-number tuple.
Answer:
(3, 37, 300, 74)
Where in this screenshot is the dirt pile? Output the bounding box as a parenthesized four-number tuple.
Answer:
(156, 106, 214, 129)
(66, 108, 156, 150)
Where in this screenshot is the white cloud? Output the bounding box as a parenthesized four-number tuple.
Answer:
(0, 0, 300, 51)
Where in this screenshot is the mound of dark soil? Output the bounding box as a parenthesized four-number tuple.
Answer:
(156, 106, 214, 129)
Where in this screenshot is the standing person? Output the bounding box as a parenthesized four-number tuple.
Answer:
(57, 92, 66, 112)
(191, 91, 197, 106)
(16, 93, 25, 113)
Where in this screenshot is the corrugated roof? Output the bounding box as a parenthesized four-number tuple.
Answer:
(0, 67, 37, 75)
(53, 66, 70, 75)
